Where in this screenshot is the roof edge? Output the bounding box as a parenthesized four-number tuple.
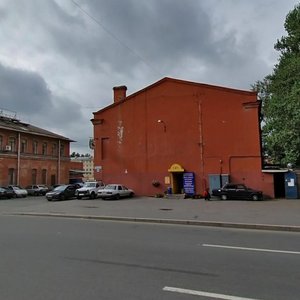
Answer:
(93, 77, 257, 115)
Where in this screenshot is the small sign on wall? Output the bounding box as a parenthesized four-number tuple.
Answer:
(165, 176, 170, 184)
(95, 166, 102, 172)
(183, 172, 195, 196)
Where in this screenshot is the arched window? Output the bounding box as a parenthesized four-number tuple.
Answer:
(21, 139, 27, 153)
(42, 142, 47, 155)
(32, 169, 37, 185)
(42, 169, 47, 184)
(8, 168, 15, 185)
(33, 141, 38, 154)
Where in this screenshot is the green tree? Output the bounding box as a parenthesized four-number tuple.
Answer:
(253, 4, 300, 166)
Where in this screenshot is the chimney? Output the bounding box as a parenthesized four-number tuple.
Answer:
(113, 85, 127, 103)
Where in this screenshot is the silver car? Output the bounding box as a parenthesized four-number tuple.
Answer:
(98, 184, 134, 200)
(7, 185, 28, 198)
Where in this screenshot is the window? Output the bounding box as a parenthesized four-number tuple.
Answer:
(8, 137, 16, 152)
(8, 168, 15, 185)
(42, 142, 47, 155)
(42, 169, 47, 184)
(51, 143, 57, 156)
(51, 174, 56, 185)
(21, 139, 27, 153)
(60, 144, 65, 157)
(32, 169, 37, 185)
(101, 137, 109, 160)
(33, 141, 38, 155)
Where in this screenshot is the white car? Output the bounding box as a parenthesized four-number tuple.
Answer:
(7, 185, 28, 198)
(75, 181, 105, 199)
(98, 184, 134, 200)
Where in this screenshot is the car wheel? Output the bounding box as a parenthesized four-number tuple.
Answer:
(129, 192, 134, 198)
(221, 194, 227, 200)
(115, 194, 120, 200)
(90, 192, 96, 199)
(77, 196, 82, 200)
(252, 194, 259, 201)
(60, 194, 65, 201)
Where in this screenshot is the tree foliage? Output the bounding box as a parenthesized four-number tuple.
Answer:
(253, 4, 300, 166)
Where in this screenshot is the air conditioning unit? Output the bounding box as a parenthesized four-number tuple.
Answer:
(5, 145, 11, 151)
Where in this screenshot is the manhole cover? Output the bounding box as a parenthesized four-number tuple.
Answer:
(81, 206, 99, 209)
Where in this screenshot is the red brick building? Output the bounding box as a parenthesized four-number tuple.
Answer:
(0, 111, 73, 187)
(92, 77, 274, 197)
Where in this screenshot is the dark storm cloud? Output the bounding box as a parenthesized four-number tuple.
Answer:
(72, 0, 217, 73)
(0, 63, 52, 113)
(0, 0, 297, 153)
(67, 0, 266, 79)
(0, 62, 85, 141)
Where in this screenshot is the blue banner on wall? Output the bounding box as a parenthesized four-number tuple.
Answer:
(183, 172, 195, 195)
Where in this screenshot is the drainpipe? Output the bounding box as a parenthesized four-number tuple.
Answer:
(197, 97, 205, 188)
(17, 132, 21, 185)
(58, 140, 61, 184)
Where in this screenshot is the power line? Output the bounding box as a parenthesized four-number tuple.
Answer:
(71, 0, 162, 76)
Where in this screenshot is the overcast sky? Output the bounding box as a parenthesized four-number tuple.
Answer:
(0, 0, 298, 154)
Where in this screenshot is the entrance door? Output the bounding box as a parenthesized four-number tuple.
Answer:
(285, 172, 298, 199)
(172, 172, 183, 194)
(168, 163, 185, 194)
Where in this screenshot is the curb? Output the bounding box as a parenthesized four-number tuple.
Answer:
(10, 212, 300, 232)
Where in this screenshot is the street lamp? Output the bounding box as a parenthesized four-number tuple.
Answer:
(157, 119, 166, 132)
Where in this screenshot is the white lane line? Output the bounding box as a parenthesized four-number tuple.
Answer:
(202, 244, 300, 255)
(163, 286, 262, 300)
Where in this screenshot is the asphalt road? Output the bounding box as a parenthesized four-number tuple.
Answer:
(0, 215, 299, 300)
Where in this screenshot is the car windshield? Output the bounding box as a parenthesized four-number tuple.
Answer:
(105, 185, 117, 190)
(84, 182, 96, 187)
(54, 185, 67, 191)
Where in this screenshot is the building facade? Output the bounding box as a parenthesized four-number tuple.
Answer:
(71, 156, 94, 182)
(92, 77, 274, 197)
(0, 112, 73, 187)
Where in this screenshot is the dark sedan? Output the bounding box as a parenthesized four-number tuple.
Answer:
(45, 184, 76, 201)
(212, 183, 263, 201)
(0, 187, 15, 199)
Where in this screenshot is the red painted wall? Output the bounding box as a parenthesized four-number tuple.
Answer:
(92, 78, 274, 197)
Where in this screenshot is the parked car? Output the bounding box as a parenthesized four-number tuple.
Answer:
(0, 187, 15, 199)
(98, 184, 134, 200)
(72, 182, 84, 189)
(212, 183, 263, 200)
(75, 181, 105, 199)
(26, 185, 49, 196)
(1, 187, 15, 199)
(7, 185, 28, 198)
(45, 184, 76, 201)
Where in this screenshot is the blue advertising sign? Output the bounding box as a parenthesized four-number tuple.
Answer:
(183, 172, 195, 195)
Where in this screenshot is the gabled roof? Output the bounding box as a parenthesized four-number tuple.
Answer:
(0, 116, 73, 141)
(93, 77, 257, 115)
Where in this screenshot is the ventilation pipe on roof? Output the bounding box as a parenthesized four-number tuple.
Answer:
(113, 85, 127, 103)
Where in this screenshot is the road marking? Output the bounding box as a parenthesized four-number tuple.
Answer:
(163, 286, 262, 300)
(202, 244, 300, 255)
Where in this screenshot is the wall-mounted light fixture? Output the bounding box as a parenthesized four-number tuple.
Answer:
(157, 119, 166, 132)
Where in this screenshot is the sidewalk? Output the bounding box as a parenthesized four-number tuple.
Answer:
(2, 196, 300, 232)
